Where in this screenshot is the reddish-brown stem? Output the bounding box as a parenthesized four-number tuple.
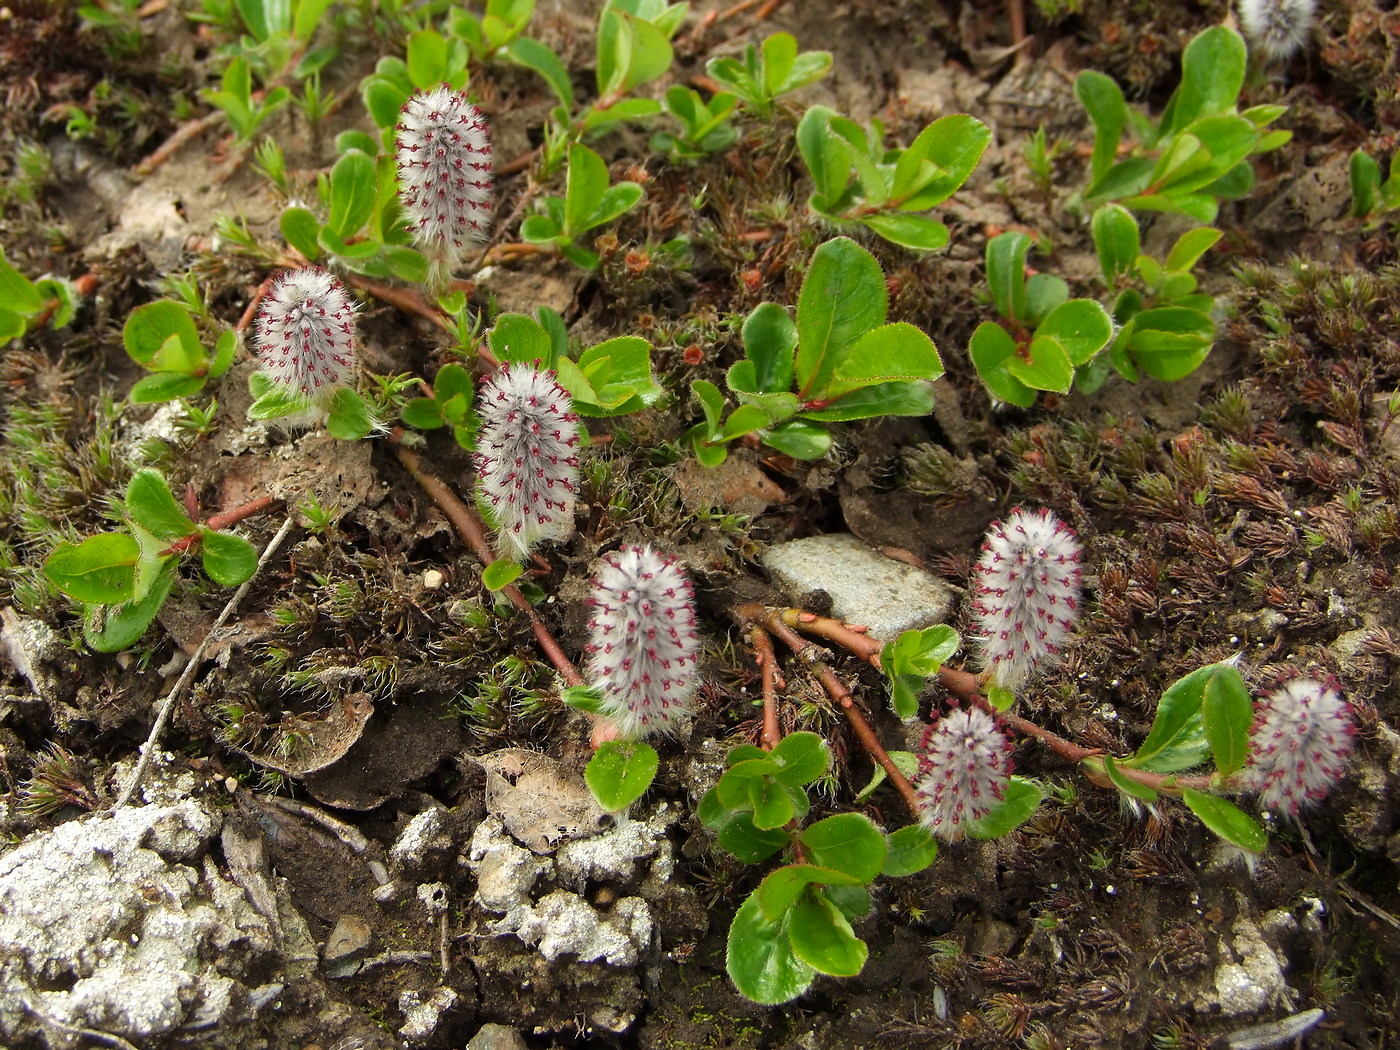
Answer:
(742, 605, 921, 820)
(345, 276, 454, 334)
(135, 111, 224, 176)
(237, 274, 276, 333)
(751, 625, 783, 751)
(161, 494, 281, 556)
(496, 146, 541, 178)
(393, 442, 583, 688)
(779, 609, 882, 666)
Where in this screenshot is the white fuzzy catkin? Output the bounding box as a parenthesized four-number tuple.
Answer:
(1240, 678, 1353, 814)
(473, 363, 581, 560)
(395, 86, 493, 286)
(586, 546, 701, 739)
(1237, 0, 1315, 62)
(972, 508, 1082, 691)
(914, 707, 1012, 840)
(253, 267, 357, 405)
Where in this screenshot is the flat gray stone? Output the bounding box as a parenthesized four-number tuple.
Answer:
(762, 534, 958, 643)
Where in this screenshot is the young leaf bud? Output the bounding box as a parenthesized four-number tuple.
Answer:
(395, 86, 492, 289)
(972, 508, 1082, 691)
(914, 707, 1012, 840)
(252, 267, 357, 406)
(1241, 678, 1353, 814)
(473, 363, 580, 559)
(586, 545, 701, 740)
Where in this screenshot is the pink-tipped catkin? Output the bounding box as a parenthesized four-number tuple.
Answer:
(1237, 0, 1315, 62)
(915, 706, 1012, 840)
(474, 363, 581, 559)
(972, 507, 1082, 691)
(586, 545, 701, 740)
(253, 267, 357, 405)
(1241, 678, 1353, 815)
(395, 85, 492, 286)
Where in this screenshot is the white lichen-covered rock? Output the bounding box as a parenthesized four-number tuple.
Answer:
(0, 802, 275, 1048)
(554, 806, 672, 892)
(466, 816, 548, 918)
(390, 806, 451, 873)
(399, 986, 459, 1043)
(507, 890, 652, 967)
(1198, 911, 1292, 1017)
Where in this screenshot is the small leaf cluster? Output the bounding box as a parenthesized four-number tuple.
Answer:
(699, 732, 938, 1004)
(797, 107, 991, 252)
(969, 232, 1114, 406)
(689, 236, 944, 464)
(41, 469, 258, 652)
(1349, 146, 1400, 223)
(520, 144, 645, 270)
(122, 299, 237, 404)
(280, 145, 429, 283)
(1085, 662, 1266, 852)
(1076, 25, 1289, 222)
(0, 250, 76, 347)
(705, 31, 831, 118)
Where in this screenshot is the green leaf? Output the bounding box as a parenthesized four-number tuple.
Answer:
(884, 624, 961, 678)
(575, 335, 660, 413)
(0, 251, 43, 314)
(126, 469, 196, 542)
(716, 811, 790, 863)
(1130, 662, 1215, 773)
(83, 557, 176, 652)
(788, 893, 867, 978)
(799, 812, 886, 882)
(726, 891, 815, 1005)
(757, 864, 862, 921)
(985, 232, 1031, 324)
(964, 776, 1042, 839)
(325, 387, 374, 440)
(1165, 26, 1246, 134)
(507, 37, 573, 109)
(586, 740, 659, 811)
(292, 0, 333, 39)
(124, 300, 203, 373)
(987, 684, 1015, 711)
(716, 757, 780, 806)
(401, 398, 445, 430)
(406, 29, 447, 89)
(1350, 149, 1382, 218)
(616, 11, 673, 92)
(129, 372, 206, 404)
(247, 371, 314, 420)
(860, 213, 949, 253)
(1075, 70, 1126, 183)
(968, 321, 1035, 408)
(43, 533, 140, 604)
(590, 181, 644, 227)
(853, 749, 917, 803)
(1183, 788, 1266, 852)
(1202, 664, 1252, 777)
(0, 309, 23, 344)
(200, 528, 258, 586)
(1165, 227, 1223, 273)
(796, 105, 851, 204)
(1091, 204, 1139, 283)
(760, 31, 797, 95)
(823, 883, 870, 922)
(564, 144, 608, 232)
(801, 380, 934, 421)
(826, 322, 944, 397)
(768, 731, 830, 786)
(384, 246, 429, 284)
(490, 312, 553, 367)
(760, 420, 832, 460)
(884, 824, 937, 876)
(1036, 299, 1113, 367)
(749, 776, 795, 830)
(326, 150, 376, 239)
(210, 329, 237, 379)
(896, 114, 991, 210)
(1127, 307, 1215, 382)
(726, 743, 769, 768)
(1101, 754, 1158, 802)
(482, 557, 525, 592)
(794, 250, 887, 372)
(1008, 334, 1073, 394)
(741, 302, 797, 394)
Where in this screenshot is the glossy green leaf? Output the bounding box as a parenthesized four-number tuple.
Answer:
(825, 322, 944, 397)
(883, 824, 937, 876)
(1350, 149, 1382, 218)
(326, 150, 376, 239)
(985, 232, 1031, 324)
(757, 864, 861, 921)
(200, 528, 258, 586)
(44, 532, 140, 604)
(853, 749, 916, 804)
(507, 36, 573, 109)
(124, 300, 202, 373)
(384, 246, 429, 285)
(1127, 307, 1215, 381)
(823, 883, 870, 922)
(1130, 663, 1215, 773)
(740, 302, 797, 394)
(727, 892, 815, 1004)
(1075, 70, 1126, 183)
(490, 312, 553, 367)
(129, 372, 206, 403)
(749, 776, 795, 830)
(564, 144, 608, 231)
(789, 894, 867, 977)
(326, 387, 374, 440)
(406, 29, 447, 89)
(210, 329, 237, 379)
(964, 776, 1042, 839)
(1165, 26, 1246, 134)
(482, 557, 525, 592)
(1036, 299, 1113, 367)
(968, 321, 1036, 408)
(1184, 788, 1266, 852)
(987, 684, 1015, 711)
(860, 213, 950, 253)
(1024, 272, 1069, 326)
(1202, 664, 1252, 777)
(768, 731, 830, 787)
(800, 812, 886, 882)
(247, 371, 313, 420)
(1091, 203, 1139, 283)
(1165, 227, 1223, 273)
(586, 740, 659, 812)
(716, 811, 790, 863)
(0, 251, 42, 314)
(0, 309, 23, 344)
(126, 469, 196, 542)
(401, 398, 444, 429)
(796, 105, 851, 204)
(761, 420, 832, 460)
(83, 558, 176, 652)
(795, 238, 888, 401)
(760, 31, 797, 95)
(716, 757, 780, 806)
(1008, 334, 1073, 394)
(897, 114, 991, 210)
(1101, 754, 1158, 802)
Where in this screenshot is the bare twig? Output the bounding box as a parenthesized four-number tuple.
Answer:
(114, 515, 297, 808)
(134, 111, 224, 177)
(162, 494, 280, 557)
(751, 624, 783, 750)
